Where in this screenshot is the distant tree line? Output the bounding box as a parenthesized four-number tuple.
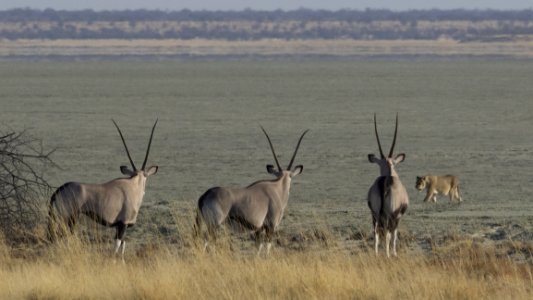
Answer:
(1, 8, 533, 41)
(2, 8, 533, 22)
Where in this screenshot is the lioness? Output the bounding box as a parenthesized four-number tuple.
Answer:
(415, 175, 462, 203)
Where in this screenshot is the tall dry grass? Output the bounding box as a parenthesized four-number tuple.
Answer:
(0, 225, 531, 300)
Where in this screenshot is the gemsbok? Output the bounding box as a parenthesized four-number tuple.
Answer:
(367, 114, 409, 257)
(47, 119, 158, 261)
(196, 126, 308, 256)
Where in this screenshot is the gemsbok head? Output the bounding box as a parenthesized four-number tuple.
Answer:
(367, 114, 409, 257)
(195, 126, 308, 256)
(47, 119, 158, 262)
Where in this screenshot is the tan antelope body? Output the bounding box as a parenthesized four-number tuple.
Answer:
(196, 127, 308, 255)
(48, 120, 158, 261)
(367, 114, 409, 257)
(416, 175, 462, 203)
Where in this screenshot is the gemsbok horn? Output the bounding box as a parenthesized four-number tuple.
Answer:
(195, 126, 308, 256)
(367, 114, 409, 257)
(47, 119, 159, 262)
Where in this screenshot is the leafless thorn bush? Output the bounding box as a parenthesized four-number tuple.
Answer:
(0, 127, 56, 244)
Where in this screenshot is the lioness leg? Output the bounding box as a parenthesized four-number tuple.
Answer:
(423, 190, 433, 202)
(431, 192, 437, 203)
(455, 187, 463, 202)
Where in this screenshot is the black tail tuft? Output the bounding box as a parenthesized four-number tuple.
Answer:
(193, 189, 212, 240)
(376, 176, 390, 216)
(193, 210, 202, 239)
(46, 190, 58, 243)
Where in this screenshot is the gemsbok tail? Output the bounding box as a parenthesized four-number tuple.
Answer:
(193, 189, 210, 240)
(193, 209, 203, 239)
(46, 188, 60, 243)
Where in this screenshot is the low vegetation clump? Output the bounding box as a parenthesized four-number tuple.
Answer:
(0, 229, 531, 299)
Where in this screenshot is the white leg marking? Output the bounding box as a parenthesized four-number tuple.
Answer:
(385, 231, 391, 258)
(392, 229, 398, 257)
(203, 241, 209, 253)
(374, 232, 379, 256)
(121, 241, 126, 263)
(114, 239, 121, 254)
(266, 242, 272, 256)
(257, 243, 264, 257)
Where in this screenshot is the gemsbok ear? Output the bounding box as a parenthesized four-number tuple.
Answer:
(368, 154, 379, 163)
(266, 164, 277, 174)
(394, 153, 406, 164)
(145, 166, 158, 176)
(120, 166, 135, 176)
(291, 165, 303, 177)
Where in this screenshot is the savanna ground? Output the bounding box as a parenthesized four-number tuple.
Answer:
(2, 39, 533, 60)
(0, 60, 532, 298)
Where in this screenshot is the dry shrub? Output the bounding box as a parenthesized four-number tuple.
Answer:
(430, 235, 533, 284)
(0, 129, 55, 244)
(500, 240, 533, 263)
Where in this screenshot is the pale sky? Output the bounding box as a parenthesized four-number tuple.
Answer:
(1, 0, 532, 11)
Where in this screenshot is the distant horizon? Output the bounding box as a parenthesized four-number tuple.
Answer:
(0, 1, 532, 12)
(2, 7, 533, 12)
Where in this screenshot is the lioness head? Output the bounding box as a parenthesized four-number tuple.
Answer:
(415, 176, 428, 191)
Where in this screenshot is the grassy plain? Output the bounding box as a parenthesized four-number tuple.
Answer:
(0, 61, 532, 298)
(2, 39, 533, 59)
